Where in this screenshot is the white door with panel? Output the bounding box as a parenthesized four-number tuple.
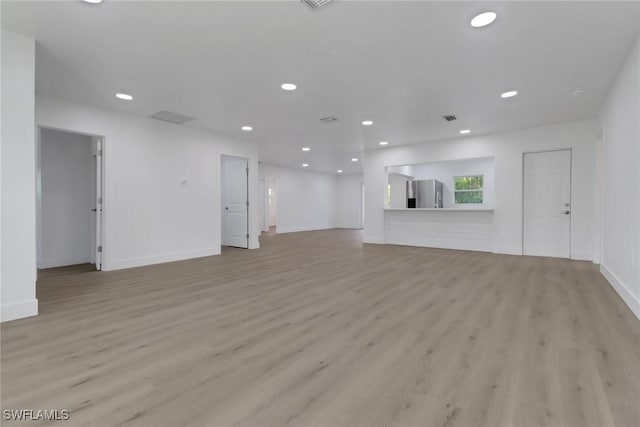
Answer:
(222, 157, 249, 248)
(523, 149, 571, 258)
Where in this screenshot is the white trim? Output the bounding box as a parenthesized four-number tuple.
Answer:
(384, 208, 494, 212)
(363, 235, 385, 244)
(1, 299, 39, 322)
(276, 225, 335, 234)
(601, 264, 640, 320)
(492, 246, 523, 256)
(570, 251, 593, 261)
(453, 174, 485, 205)
(386, 241, 492, 253)
(103, 248, 219, 271)
(38, 257, 93, 269)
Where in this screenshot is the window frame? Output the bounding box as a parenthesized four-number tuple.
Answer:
(453, 175, 484, 205)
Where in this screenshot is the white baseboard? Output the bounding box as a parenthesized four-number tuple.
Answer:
(276, 225, 334, 234)
(104, 247, 220, 271)
(38, 256, 92, 269)
(571, 250, 593, 261)
(363, 235, 385, 244)
(492, 245, 522, 256)
(601, 264, 640, 320)
(1, 299, 38, 322)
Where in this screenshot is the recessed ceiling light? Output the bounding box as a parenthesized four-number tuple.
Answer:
(115, 93, 133, 101)
(83, 0, 103, 3)
(459, 129, 471, 134)
(281, 83, 297, 91)
(302, 163, 309, 167)
(241, 126, 253, 131)
(572, 88, 585, 96)
(471, 11, 497, 28)
(302, 147, 311, 152)
(362, 120, 374, 126)
(501, 90, 518, 98)
(379, 141, 389, 146)
(337, 169, 343, 173)
(351, 158, 359, 162)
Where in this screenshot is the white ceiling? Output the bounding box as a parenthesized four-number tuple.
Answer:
(3, 1, 640, 173)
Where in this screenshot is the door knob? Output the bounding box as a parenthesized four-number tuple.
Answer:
(225, 207, 229, 210)
(562, 210, 570, 215)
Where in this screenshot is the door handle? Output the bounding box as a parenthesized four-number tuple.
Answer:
(562, 210, 570, 215)
(91, 208, 97, 212)
(225, 207, 229, 210)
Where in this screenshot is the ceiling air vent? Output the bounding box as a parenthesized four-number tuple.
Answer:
(442, 115, 457, 122)
(302, 0, 333, 10)
(150, 111, 195, 125)
(320, 116, 338, 123)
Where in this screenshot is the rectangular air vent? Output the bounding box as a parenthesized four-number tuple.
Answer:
(320, 116, 338, 123)
(302, 0, 333, 10)
(442, 115, 457, 122)
(150, 111, 195, 125)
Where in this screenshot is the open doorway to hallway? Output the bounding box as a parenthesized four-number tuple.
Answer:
(259, 176, 278, 235)
(266, 177, 278, 233)
(221, 155, 249, 249)
(37, 127, 104, 273)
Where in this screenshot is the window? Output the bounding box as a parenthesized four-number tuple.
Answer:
(454, 175, 483, 204)
(386, 183, 391, 206)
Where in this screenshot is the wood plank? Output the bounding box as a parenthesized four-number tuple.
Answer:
(1, 229, 639, 427)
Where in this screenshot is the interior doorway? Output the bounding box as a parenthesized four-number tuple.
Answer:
(360, 183, 365, 229)
(266, 177, 278, 232)
(221, 155, 249, 248)
(37, 127, 104, 271)
(523, 149, 572, 258)
(258, 178, 267, 233)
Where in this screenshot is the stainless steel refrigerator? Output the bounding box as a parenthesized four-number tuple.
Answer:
(408, 179, 443, 208)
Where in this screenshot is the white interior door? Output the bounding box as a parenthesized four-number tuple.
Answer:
(523, 149, 571, 258)
(223, 157, 248, 248)
(94, 137, 103, 270)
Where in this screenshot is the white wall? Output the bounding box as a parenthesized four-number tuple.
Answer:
(39, 129, 95, 268)
(258, 164, 338, 233)
(364, 119, 597, 260)
(599, 35, 640, 319)
(36, 94, 260, 271)
(335, 173, 364, 229)
(1, 31, 38, 322)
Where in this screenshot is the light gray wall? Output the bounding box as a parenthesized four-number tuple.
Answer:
(599, 35, 640, 319)
(364, 119, 597, 260)
(335, 173, 364, 229)
(1, 30, 37, 322)
(259, 164, 337, 233)
(36, 94, 260, 271)
(39, 129, 95, 268)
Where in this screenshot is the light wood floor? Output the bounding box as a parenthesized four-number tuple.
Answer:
(2, 229, 640, 427)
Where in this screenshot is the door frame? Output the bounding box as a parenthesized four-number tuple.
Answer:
(265, 176, 278, 231)
(521, 148, 572, 258)
(258, 178, 267, 233)
(359, 182, 365, 229)
(36, 126, 106, 270)
(220, 154, 250, 249)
